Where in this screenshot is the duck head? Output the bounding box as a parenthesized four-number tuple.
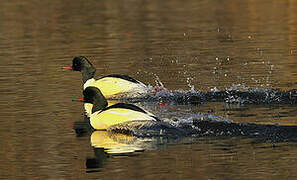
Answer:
(83, 87, 108, 113)
(63, 56, 96, 83)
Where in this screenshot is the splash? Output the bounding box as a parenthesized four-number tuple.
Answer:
(120, 84, 297, 105)
(74, 110, 297, 144)
(104, 114, 297, 142)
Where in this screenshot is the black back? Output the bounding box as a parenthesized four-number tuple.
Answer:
(103, 103, 160, 121)
(103, 103, 147, 113)
(101, 74, 140, 84)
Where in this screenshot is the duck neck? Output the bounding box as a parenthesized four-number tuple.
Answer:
(92, 94, 108, 114)
(82, 67, 96, 83)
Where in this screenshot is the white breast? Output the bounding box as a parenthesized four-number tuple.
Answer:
(83, 78, 96, 89)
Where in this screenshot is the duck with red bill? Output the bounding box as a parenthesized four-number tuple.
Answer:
(72, 97, 93, 117)
(63, 66, 73, 70)
(72, 98, 84, 102)
(63, 56, 150, 99)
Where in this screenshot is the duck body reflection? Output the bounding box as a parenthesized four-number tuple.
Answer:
(86, 130, 184, 172)
(91, 131, 144, 154)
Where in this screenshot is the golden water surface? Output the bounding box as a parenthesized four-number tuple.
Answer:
(0, 0, 297, 179)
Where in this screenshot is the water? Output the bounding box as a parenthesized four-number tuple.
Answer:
(0, 0, 297, 179)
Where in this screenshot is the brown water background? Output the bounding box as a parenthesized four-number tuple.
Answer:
(0, 0, 297, 179)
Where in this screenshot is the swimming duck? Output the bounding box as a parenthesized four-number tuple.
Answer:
(63, 56, 149, 99)
(83, 87, 159, 130)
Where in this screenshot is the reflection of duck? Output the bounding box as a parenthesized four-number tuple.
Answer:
(86, 130, 177, 171)
(63, 56, 149, 98)
(83, 87, 159, 130)
(86, 132, 139, 172)
(90, 131, 143, 154)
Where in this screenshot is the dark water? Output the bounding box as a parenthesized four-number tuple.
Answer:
(1, 0, 297, 179)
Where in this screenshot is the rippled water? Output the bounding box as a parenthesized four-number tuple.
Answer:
(0, 0, 297, 179)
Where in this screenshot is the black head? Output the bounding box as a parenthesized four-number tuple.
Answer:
(83, 87, 108, 113)
(72, 56, 96, 82)
(72, 56, 93, 71)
